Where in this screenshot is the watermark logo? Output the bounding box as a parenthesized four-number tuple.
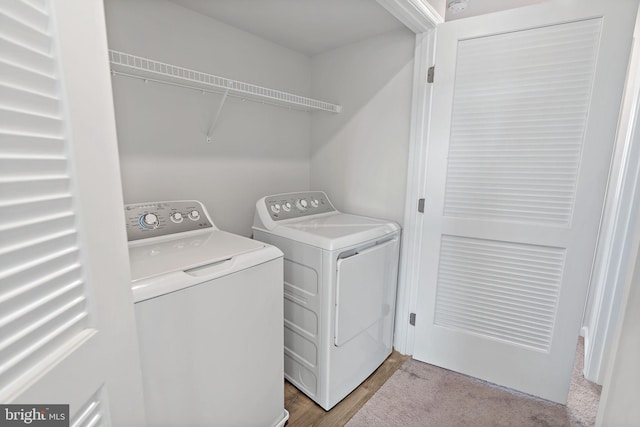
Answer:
(0, 405, 69, 426)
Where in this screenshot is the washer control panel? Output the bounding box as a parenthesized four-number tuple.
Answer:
(263, 191, 335, 221)
(125, 200, 214, 241)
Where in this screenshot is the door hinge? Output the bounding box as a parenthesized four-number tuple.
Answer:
(427, 66, 435, 83)
(418, 198, 425, 213)
(409, 312, 416, 326)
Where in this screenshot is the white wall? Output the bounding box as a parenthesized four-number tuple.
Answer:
(104, 0, 312, 236)
(310, 29, 415, 226)
(596, 226, 640, 426)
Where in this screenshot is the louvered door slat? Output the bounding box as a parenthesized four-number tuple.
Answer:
(1, 157, 67, 176)
(0, 60, 57, 96)
(1, 195, 73, 226)
(2, 233, 79, 276)
(0, 263, 82, 305)
(0, 8, 50, 52)
(0, 108, 62, 135)
(0, 2, 49, 35)
(1, 132, 64, 156)
(0, 38, 53, 74)
(1, 177, 71, 202)
(0, 84, 60, 116)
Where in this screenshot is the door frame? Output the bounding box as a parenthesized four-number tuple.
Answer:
(393, 1, 640, 387)
(375, 0, 440, 355)
(582, 13, 640, 384)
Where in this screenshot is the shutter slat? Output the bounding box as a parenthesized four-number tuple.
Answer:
(0, 176, 70, 200)
(0, 298, 86, 369)
(0, 37, 53, 74)
(0, 263, 81, 305)
(0, 107, 62, 135)
(0, 193, 73, 220)
(0, 255, 81, 304)
(0, 233, 78, 280)
(0, 279, 83, 330)
(0, 59, 57, 96)
(21, 0, 47, 13)
(0, 208, 73, 233)
(0, 130, 65, 156)
(0, 157, 67, 177)
(0, 7, 51, 53)
(0, 308, 87, 381)
(1, 227, 76, 259)
(0, 2, 49, 35)
(0, 84, 60, 116)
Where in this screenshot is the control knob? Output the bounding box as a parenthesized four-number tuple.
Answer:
(270, 204, 281, 214)
(140, 213, 159, 229)
(188, 210, 200, 221)
(171, 212, 184, 223)
(282, 202, 292, 212)
(295, 199, 308, 211)
(310, 199, 319, 208)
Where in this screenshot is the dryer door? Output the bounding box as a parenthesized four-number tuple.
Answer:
(335, 237, 399, 347)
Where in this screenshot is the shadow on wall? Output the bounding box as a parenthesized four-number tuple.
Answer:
(310, 29, 416, 225)
(311, 29, 415, 151)
(111, 77, 312, 161)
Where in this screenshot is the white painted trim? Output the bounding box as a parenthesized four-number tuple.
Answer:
(393, 30, 436, 355)
(378, 0, 441, 355)
(583, 21, 640, 384)
(377, 0, 443, 33)
(595, 189, 640, 425)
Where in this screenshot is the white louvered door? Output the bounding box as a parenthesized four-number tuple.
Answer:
(412, 0, 638, 403)
(0, 0, 145, 424)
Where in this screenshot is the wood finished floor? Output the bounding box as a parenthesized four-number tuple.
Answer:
(284, 350, 408, 427)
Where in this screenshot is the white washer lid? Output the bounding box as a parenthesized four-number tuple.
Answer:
(128, 229, 268, 282)
(266, 213, 400, 250)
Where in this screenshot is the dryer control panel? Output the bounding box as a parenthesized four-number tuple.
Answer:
(125, 200, 214, 241)
(259, 191, 336, 223)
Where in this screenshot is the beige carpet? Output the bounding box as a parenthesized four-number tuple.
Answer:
(346, 338, 601, 427)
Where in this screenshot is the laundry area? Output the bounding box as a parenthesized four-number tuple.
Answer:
(2, 0, 640, 426)
(106, 1, 412, 423)
(106, 0, 413, 239)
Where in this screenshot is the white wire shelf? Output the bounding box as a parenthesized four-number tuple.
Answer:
(108, 50, 341, 113)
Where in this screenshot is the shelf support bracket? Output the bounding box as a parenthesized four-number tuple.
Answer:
(206, 82, 233, 143)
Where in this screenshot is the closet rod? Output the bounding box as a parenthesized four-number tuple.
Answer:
(109, 50, 341, 113)
(111, 70, 315, 112)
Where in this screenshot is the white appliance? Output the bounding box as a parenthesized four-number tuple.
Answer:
(252, 191, 400, 410)
(125, 200, 289, 427)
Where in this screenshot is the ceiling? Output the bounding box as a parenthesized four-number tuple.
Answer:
(169, 0, 407, 56)
(445, 0, 550, 21)
(168, 0, 554, 55)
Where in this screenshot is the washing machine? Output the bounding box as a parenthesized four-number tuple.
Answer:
(125, 200, 289, 427)
(252, 191, 400, 410)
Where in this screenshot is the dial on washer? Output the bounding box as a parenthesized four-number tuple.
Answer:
(141, 213, 159, 229)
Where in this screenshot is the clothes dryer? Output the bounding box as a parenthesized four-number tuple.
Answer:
(126, 200, 288, 427)
(253, 191, 400, 410)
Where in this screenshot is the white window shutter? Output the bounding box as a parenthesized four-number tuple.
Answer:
(0, 0, 93, 397)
